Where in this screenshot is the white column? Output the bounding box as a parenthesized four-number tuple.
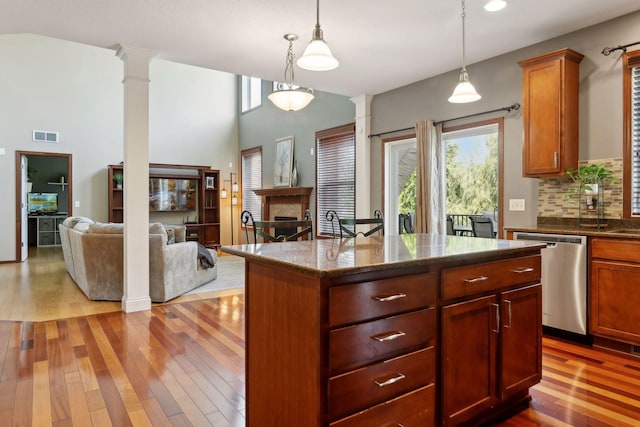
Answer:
(117, 45, 155, 313)
(351, 94, 373, 218)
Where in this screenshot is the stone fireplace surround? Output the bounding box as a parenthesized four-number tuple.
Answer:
(252, 187, 313, 222)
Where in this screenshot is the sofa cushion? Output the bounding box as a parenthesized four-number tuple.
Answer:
(63, 216, 95, 228)
(87, 223, 124, 234)
(149, 223, 168, 243)
(74, 222, 93, 233)
(166, 228, 176, 244)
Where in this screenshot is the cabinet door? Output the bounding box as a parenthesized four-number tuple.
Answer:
(522, 59, 562, 176)
(500, 284, 542, 400)
(591, 260, 640, 344)
(441, 295, 498, 426)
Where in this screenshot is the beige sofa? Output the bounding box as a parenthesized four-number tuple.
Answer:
(58, 217, 217, 302)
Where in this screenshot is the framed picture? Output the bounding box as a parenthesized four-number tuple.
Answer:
(274, 135, 294, 187)
(205, 176, 215, 189)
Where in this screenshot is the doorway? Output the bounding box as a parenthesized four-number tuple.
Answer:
(15, 151, 73, 262)
(383, 135, 417, 235)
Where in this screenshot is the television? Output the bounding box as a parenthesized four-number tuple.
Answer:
(148, 178, 196, 212)
(28, 193, 58, 214)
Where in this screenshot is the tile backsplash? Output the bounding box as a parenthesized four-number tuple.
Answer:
(537, 158, 623, 220)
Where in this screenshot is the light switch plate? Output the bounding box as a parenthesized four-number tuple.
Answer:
(509, 199, 525, 211)
(0, 147, 5, 156)
(74, 201, 80, 208)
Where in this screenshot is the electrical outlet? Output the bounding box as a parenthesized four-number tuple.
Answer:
(509, 199, 525, 211)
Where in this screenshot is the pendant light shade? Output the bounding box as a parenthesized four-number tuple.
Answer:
(269, 34, 315, 112)
(448, 69, 481, 103)
(297, 0, 339, 71)
(484, 0, 507, 12)
(449, 0, 481, 104)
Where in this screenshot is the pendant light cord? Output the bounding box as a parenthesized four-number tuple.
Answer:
(284, 39, 295, 88)
(461, 0, 467, 73)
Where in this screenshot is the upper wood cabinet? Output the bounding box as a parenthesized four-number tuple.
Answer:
(519, 48, 583, 178)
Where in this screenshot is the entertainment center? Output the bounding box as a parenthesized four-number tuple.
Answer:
(107, 163, 221, 249)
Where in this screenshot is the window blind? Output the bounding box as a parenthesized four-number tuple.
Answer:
(242, 148, 262, 221)
(316, 130, 355, 235)
(632, 64, 640, 215)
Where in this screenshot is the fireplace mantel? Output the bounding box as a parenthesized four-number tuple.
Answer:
(253, 187, 313, 221)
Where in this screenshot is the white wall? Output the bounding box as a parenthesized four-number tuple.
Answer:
(0, 34, 237, 262)
(370, 10, 640, 229)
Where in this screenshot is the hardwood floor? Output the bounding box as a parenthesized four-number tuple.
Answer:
(1, 251, 640, 426)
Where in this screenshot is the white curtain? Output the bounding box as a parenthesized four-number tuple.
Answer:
(415, 120, 445, 234)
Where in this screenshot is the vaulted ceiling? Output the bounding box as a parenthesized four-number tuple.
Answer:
(2, 0, 639, 96)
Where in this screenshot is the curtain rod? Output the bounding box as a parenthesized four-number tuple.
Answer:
(368, 102, 521, 139)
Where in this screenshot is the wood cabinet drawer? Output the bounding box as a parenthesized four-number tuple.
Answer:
(442, 255, 541, 301)
(329, 273, 436, 327)
(330, 309, 434, 373)
(591, 238, 640, 263)
(329, 347, 434, 420)
(329, 383, 435, 427)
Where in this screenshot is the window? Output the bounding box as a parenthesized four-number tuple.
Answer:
(241, 147, 262, 221)
(316, 124, 356, 236)
(623, 49, 640, 218)
(442, 119, 503, 237)
(241, 76, 262, 113)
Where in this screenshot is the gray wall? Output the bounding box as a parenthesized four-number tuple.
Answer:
(370, 10, 640, 229)
(238, 80, 355, 224)
(0, 34, 237, 261)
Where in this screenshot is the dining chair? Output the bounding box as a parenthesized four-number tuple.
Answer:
(469, 215, 495, 238)
(326, 209, 384, 238)
(399, 213, 414, 234)
(446, 215, 455, 235)
(241, 210, 313, 243)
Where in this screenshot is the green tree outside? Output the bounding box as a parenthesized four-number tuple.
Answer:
(397, 134, 497, 216)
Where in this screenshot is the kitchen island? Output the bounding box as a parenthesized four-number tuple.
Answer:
(223, 234, 545, 426)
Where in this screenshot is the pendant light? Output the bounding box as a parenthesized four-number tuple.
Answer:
(268, 34, 315, 112)
(484, 0, 507, 12)
(297, 0, 339, 71)
(448, 0, 481, 103)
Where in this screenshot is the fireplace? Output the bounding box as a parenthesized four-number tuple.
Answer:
(253, 187, 313, 222)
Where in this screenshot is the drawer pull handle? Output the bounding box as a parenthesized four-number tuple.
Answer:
(372, 293, 407, 302)
(504, 300, 512, 328)
(374, 373, 406, 387)
(372, 331, 406, 342)
(491, 303, 500, 333)
(513, 267, 534, 274)
(464, 276, 488, 284)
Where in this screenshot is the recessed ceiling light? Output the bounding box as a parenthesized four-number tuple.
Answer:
(484, 0, 507, 12)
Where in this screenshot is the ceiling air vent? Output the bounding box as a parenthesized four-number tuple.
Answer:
(33, 130, 59, 143)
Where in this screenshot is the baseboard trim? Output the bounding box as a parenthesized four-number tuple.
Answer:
(121, 296, 152, 313)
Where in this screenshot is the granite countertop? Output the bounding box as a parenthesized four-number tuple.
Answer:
(222, 234, 545, 278)
(504, 223, 640, 239)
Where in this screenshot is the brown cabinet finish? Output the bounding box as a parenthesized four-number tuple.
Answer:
(519, 49, 583, 177)
(590, 238, 640, 344)
(330, 308, 435, 373)
(442, 294, 498, 426)
(329, 385, 436, 427)
(107, 164, 221, 248)
(441, 255, 541, 301)
(328, 347, 434, 420)
(329, 273, 436, 326)
(441, 259, 542, 426)
(229, 237, 544, 427)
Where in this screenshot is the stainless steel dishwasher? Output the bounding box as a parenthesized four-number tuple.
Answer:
(513, 232, 588, 338)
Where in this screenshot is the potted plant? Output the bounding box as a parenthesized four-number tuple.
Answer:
(566, 163, 618, 209)
(113, 171, 123, 189)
